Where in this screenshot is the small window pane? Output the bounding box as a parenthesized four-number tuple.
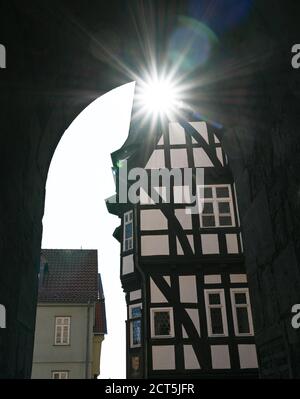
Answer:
(236, 307, 250, 334)
(216, 187, 229, 198)
(218, 202, 230, 213)
(154, 311, 171, 336)
(202, 215, 216, 227)
(132, 319, 141, 345)
(203, 202, 214, 214)
(131, 307, 141, 318)
(210, 308, 224, 334)
(125, 223, 132, 239)
(204, 187, 213, 198)
(219, 216, 232, 226)
(235, 293, 247, 304)
(209, 293, 221, 305)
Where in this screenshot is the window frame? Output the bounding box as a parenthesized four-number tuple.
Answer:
(150, 307, 175, 339)
(204, 289, 228, 337)
(129, 304, 142, 348)
(199, 184, 235, 228)
(230, 288, 254, 336)
(54, 316, 71, 346)
(52, 371, 69, 379)
(123, 210, 133, 252)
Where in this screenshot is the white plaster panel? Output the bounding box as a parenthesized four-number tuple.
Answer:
(226, 234, 239, 254)
(169, 122, 186, 144)
(211, 345, 231, 369)
(170, 149, 189, 168)
(140, 209, 168, 231)
(141, 235, 169, 256)
(182, 326, 188, 338)
(189, 121, 209, 143)
(157, 135, 164, 145)
(129, 289, 142, 301)
(201, 234, 219, 254)
(140, 188, 155, 205)
(179, 276, 198, 303)
(239, 233, 244, 252)
(230, 274, 247, 283)
(153, 186, 167, 202)
(122, 254, 134, 275)
(175, 209, 192, 229)
(145, 149, 165, 169)
(193, 148, 213, 167)
(204, 275, 222, 284)
(184, 345, 201, 370)
(238, 345, 258, 369)
(186, 308, 200, 335)
(152, 346, 176, 370)
(176, 235, 194, 255)
(216, 147, 223, 165)
(173, 186, 191, 203)
(163, 276, 171, 285)
(150, 278, 167, 303)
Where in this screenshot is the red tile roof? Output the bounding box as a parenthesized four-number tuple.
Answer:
(39, 249, 99, 303)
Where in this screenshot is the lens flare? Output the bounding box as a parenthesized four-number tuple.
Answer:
(168, 16, 219, 74)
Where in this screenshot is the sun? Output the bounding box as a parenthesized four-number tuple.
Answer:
(141, 78, 179, 114)
(134, 74, 183, 123)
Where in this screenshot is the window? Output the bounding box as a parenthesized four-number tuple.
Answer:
(200, 185, 235, 228)
(129, 304, 142, 347)
(204, 290, 228, 337)
(123, 211, 133, 251)
(150, 308, 174, 338)
(55, 317, 70, 345)
(52, 371, 69, 379)
(230, 289, 254, 336)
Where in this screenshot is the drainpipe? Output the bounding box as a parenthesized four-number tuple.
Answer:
(85, 300, 91, 379)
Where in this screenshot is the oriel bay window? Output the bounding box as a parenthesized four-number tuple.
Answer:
(204, 290, 228, 337)
(200, 185, 235, 228)
(54, 317, 70, 345)
(230, 289, 254, 336)
(150, 308, 174, 338)
(129, 304, 142, 347)
(123, 211, 133, 251)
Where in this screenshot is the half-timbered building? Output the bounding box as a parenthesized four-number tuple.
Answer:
(107, 106, 258, 379)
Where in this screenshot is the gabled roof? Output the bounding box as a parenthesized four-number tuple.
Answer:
(39, 249, 99, 303)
